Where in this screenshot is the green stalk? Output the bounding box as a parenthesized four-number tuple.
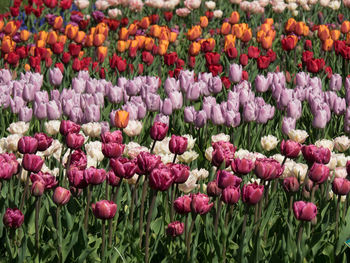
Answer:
(139, 178, 148, 248)
(108, 185, 120, 247)
(84, 185, 92, 230)
(186, 214, 196, 261)
(56, 206, 62, 263)
(19, 172, 31, 211)
(35, 196, 41, 251)
(214, 198, 222, 234)
(145, 190, 157, 263)
(101, 220, 106, 262)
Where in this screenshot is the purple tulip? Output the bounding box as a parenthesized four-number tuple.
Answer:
(145, 93, 161, 112)
(211, 104, 225, 125)
(19, 107, 33, 122)
(49, 68, 63, 86)
(312, 110, 327, 129)
(229, 63, 242, 83)
(282, 116, 296, 135)
(194, 110, 207, 128)
(208, 76, 222, 94)
(179, 70, 194, 93)
(186, 82, 201, 101)
(34, 102, 47, 120)
(243, 101, 257, 122)
(169, 91, 183, 110)
(47, 101, 61, 120)
(164, 77, 180, 95)
(287, 99, 302, 119)
(162, 98, 173, 116)
(255, 75, 270, 92)
(329, 74, 342, 91)
(184, 106, 196, 123)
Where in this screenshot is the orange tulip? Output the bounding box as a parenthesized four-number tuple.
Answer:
(93, 33, 105, 46)
(331, 30, 341, 41)
(38, 31, 48, 42)
(341, 21, 350, 34)
(119, 27, 129, 41)
(29, 46, 36, 56)
(1, 36, 14, 53)
(20, 30, 30, 41)
(128, 24, 138, 35)
(95, 23, 109, 38)
(144, 37, 155, 51)
(115, 110, 129, 129)
(264, 18, 274, 26)
(84, 34, 93, 47)
(318, 25, 330, 42)
(158, 43, 168, 56)
(261, 35, 273, 50)
(260, 23, 270, 33)
(285, 18, 296, 33)
(169, 32, 177, 43)
(189, 42, 201, 56)
(139, 17, 150, 29)
(58, 35, 67, 44)
(150, 25, 161, 38)
(221, 22, 231, 35)
(241, 29, 252, 42)
(200, 16, 209, 28)
(159, 30, 169, 41)
(126, 40, 131, 49)
(256, 30, 266, 42)
(4, 21, 17, 35)
(117, 40, 127, 52)
(187, 26, 202, 41)
(294, 22, 305, 36)
(78, 51, 84, 59)
(0, 20, 4, 32)
(135, 35, 146, 49)
(90, 27, 96, 36)
(25, 64, 31, 71)
(233, 24, 243, 38)
(97, 46, 108, 62)
(74, 31, 86, 44)
(346, 33, 350, 45)
(229, 11, 240, 24)
(36, 39, 46, 48)
(65, 24, 79, 40)
(53, 16, 63, 30)
(303, 25, 309, 37)
(322, 38, 333, 51)
(47, 31, 58, 45)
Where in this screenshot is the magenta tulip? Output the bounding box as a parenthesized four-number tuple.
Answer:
(18, 136, 38, 154)
(166, 221, 185, 237)
(332, 178, 350, 195)
(34, 133, 53, 151)
(137, 151, 162, 175)
(293, 201, 317, 221)
(280, 140, 301, 158)
(91, 200, 117, 220)
(212, 141, 236, 168)
(66, 133, 84, 149)
(3, 208, 24, 229)
(102, 143, 125, 158)
(302, 145, 331, 164)
(221, 186, 241, 205)
(167, 163, 190, 184)
(173, 195, 192, 214)
(308, 163, 329, 184)
(191, 193, 214, 215)
(22, 154, 44, 173)
(207, 181, 222, 197)
(216, 170, 242, 189)
(60, 120, 80, 136)
(149, 167, 174, 191)
(242, 183, 264, 205)
(110, 157, 137, 179)
(231, 158, 254, 175)
(254, 158, 284, 181)
(169, 135, 188, 155)
(84, 167, 107, 185)
(150, 122, 169, 141)
(53, 187, 71, 206)
(283, 177, 300, 193)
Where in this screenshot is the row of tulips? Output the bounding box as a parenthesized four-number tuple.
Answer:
(1, 118, 350, 262)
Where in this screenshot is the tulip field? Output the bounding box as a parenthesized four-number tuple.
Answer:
(3, 0, 350, 263)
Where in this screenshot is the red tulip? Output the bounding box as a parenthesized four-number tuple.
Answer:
(254, 158, 284, 181)
(107, 170, 121, 187)
(92, 200, 117, 220)
(34, 133, 53, 151)
(216, 170, 242, 189)
(212, 141, 236, 168)
(293, 201, 317, 221)
(110, 157, 137, 179)
(207, 181, 222, 197)
(242, 183, 264, 205)
(60, 120, 80, 136)
(69, 149, 87, 170)
(3, 208, 24, 229)
(173, 195, 192, 214)
(53, 187, 71, 206)
(66, 133, 84, 149)
(239, 53, 249, 66)
(68, 167, 88, 188)
(302, 145, 330, 164)
(84, 167, 106, 185)
(149, 167, 174, 191)
(280, 140, 301, 158)
(164, 52, 178, 66)
(247, 46, 260, 59)
(191, 193, 214, 215)
(137, 152, 162, 175)
(101, 130, 123, 144)
(167, 163, 190, 184)
(166, 221, 184, 237)
(257, 55, 270, 69)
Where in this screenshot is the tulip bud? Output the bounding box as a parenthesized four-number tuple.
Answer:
(280, 140, 301, 158)
(31, 180, 45, 196)
(308, 163, 329, 184)
(150, 122, 169, 141)
(18, 136, 38, 154)
(293, 201, 317, 221)
(169, 135, 188, 155)
(216, 170, 242, 189)
(53, 187, 71, 206)
(166, 221, 184, 237)
(149, 167, 174, 191)
(332, 178, 350, 195)
(221, 186, 241, 204)
(242, 183, 264, 205)
(22, 154, 44, 173)
(231, 158, 254, 175)
(207, 181, 222, 197)
(66, 133, 84, 149)
(283, 177, 300, 193)
(191, 193, 214, 215)
(114, 110, 129, 129)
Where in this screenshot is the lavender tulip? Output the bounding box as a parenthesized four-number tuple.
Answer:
(72, 78, 86, 93)
(184, 106, 196, 123)
(211, 104, 225, 125)
(229, 63, 242, 83)
(186, 82, 201, 101)
(312, 110, 327, 129)
(287, 99, 302, 119)
(329, 74, 342, 91)
(47, 101, 61, 120)
(282, 117, 296, 135)
(49, 68, 63, 86)
(19, 107, 32, 122)
(164, 77, 180, 95)
(243, 101, 257, 122)
(145, 93, 161, 112)
(169, 91, 183, 110)
(194, 110, 207, 128)
(255, 75, 270, 93)
(162, 98, 173, 116)
(208, 76, 222, 94)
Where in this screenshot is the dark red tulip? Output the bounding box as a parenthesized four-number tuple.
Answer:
(53, 187, 71, 206)
(31, 180, 45, 196)
(30, 171, 58, 190)
(60, 120, 80, 136)
(18, 136, 38, 154)
(216, 170, 242, 189)
(137, 151, 162, 175)
(221, 186, 241, 205)
(231, 158, 254, 175)
(173, 195, 192, 214)
(84, 167, 106, 185)
(3, 208, 24, 229)
(110, 157, 137, 179)
(293, 201, 317, 221)
(69, 149, 87, 170)
(34, 133, 53, 151)
(212, 141, 236, 168)
(169, 135, 188, 155)
(150, 122, 168, 141)
(283, 177, 300, 193)
(207, 181, 222, 197)
(280, 140, 301, 158)
(67, 167, 88, 188)
(91, 200, 117, 220)
(22, 154, 44, 173)
(191, 193, 214, 215)
(107, 170, 122, 187)
(302, 145, 331, 164)
(149, 167, 174, 191)
(0, 153, 19, 176)
(102, 143, 125, 158)
(0, 162, 16, 180)
(167, 163, 190, 184)
(166, 221, 184, 237)
(66, 133, 84, 149)
(101, 130, 123, 144)
(242, 183, 264, 205)
(254, 158, 284, 181)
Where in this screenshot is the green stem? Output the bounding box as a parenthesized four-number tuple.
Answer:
(35, 196, 41, 251)
(101, 220, 106, 262)
(214, 198, 222, 234)
(139, 177, 148, 248)
(56, 206, 62, 263)
(335, 195, 341, 242)
(145, 190, 157, 263)
(19, 172, 31, 211)
(84, 185, 92, 230)
(222, 205, 233, 263)
(297, 222, 304, 263)
(108, 185, 120, 247)
(186, 214, 196, 261)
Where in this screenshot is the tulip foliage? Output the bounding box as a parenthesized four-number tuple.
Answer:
(1, 0, 350, 262)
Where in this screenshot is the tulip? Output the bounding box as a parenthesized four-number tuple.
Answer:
(31, 180, 45, 197)
(174, 195, 192, 214)
(101, 131, 123, 144)
(191, 193, 214, 215)
(229, 63, 242, 83)
(293, 201, 317, 221)
(221, 186, 241, 204)
(84, 167, 106, 185)
(3, 208, 24, 229)
(283, 177, 300, 193)
(60, 120, 80, 136)
(102, 143, 125, 159)
(254, 158, 284, 181)
(53, 187, 71, 206)
(150, 122, 168, 141)
(66, 133, 84, 149)
(149, 167, 174, 191)
(302, 145, 331, 164)
(308, 163, 329, 184)
(212, 141, 236, 168)
(110, 157, 137, 179)
(68, 167, 88, 189)
(216, 170, 242, 189)
(34, 133, 53, 151)
(166, 221, 184, 237)
(280, 140, 301, 159)
(22, 154, 44, 173)
(169, 135, 188, 156)
(242, 183, 264, 205)
(207, 181, 222, 197)
(0, 162, 15, 180)
(18, 136, 38, 154)
(49, 67, 63, 86)
(92, 200, 117, 220)
(167, 163, 190, 184)
(332, 178, 350, 195)
(231, 158, 254, 175)
(137, 152, 162, 175)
